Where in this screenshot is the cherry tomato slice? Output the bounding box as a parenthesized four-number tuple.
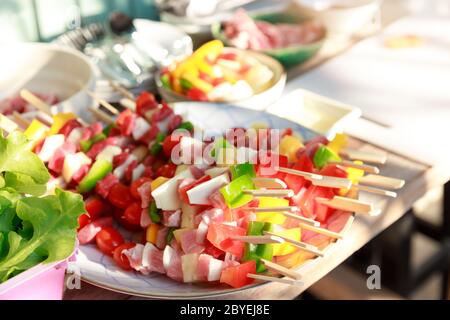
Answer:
(187, 88, 208, 101)
(155, 163, 177, 178)
(108, 183, 134, 209)
(85, 197, 104, 220)
(113, 242, 136, 270)
(95, 227, 125, 256)
(77, 214, 91, 231)
(123, 202, 143, 226)
(130, 177, 152, 200)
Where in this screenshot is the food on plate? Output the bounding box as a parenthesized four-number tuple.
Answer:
(16, 91, 359, 289)
(159, 40, 275, 102)
(0, 131, 84, 283)
(222, 9, 325, 51)
(0, 92, 59, 115)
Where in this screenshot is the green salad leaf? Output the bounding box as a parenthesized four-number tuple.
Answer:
(0, 189, 84, 275)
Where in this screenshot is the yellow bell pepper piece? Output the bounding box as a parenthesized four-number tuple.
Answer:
(173, 228, 190, 243)
(279, 135, 304, 163)
(146, 223, 160, 244)
(24, 119, 49, 149)
(181, 73, 213, 94)
(272, 228, 302, 256)
(256, 197, 288, 225)
(49, 112, 76, 135)
(339, 161, 365, 196)
(328, 133, 348, 154)
(172, 60, 197, 93)
(193, 40, 224, 62)
(151, 177, 169, 191)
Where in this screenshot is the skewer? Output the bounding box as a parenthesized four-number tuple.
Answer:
(12, 112, 30, 128)
(86, 90, 119, 115)
(120, 98, 136, 111)
(328, 160, 380, 174)
(278, 167, 322, 180)
(340, 148, 387, 164)
(264, 231, 324, 257)
(88, 105, 115, 125)
(260, 258, 302, 280)
(230, 235, 284, 244)
(109, 80, 135, 100)
(279, 211, 320, 227)
(244, 206, 299, 213)
(315, 196, 378, 215)
(243, 189, 294, 197)
(310, 175, 352, 189)
(352, 184, 397, 198)
(0, 114, 19, 134)
(252, 178, 287, 189)
(298, 223, 343, 239)
(247, 273, 303, 286)
(357, 174, 405, 190)
(20, 89, 52, 116)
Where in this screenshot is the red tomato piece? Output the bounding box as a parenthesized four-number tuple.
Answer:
(204, 239, 225, 259)
(130, 177, 152, 200)
(218, 52, 237, 60)
(108, 183, 134, 209)
(320, 164, 348, 194)
(136, 91, 158, 117)
(113, 242, 136, 271)
(285, 153, 314, 194)
(123, 202, 142, 226)
(162, 132, 189, 158)
(206, 222, 246, 258)
(116, 109, 136, 136)
(220, 261, 256, 288)
(113, 152, 129, 168)
(155, 163, 177, 178)
(297, 185, 335, 222)
(95, 227, 125, 256)
(85, 197, 105, 220)
(77, 214, 91, 231)
(58, 119, 82, 137)
(187, 88, 208, 101)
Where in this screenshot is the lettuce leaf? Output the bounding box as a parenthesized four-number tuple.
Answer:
(0, 131, 50, 190)
(0, 189, 85, 279)
(3, 172, 47, 196)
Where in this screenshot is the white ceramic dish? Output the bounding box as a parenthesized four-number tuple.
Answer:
(293, 0, 381, 36)
(75, 102, 355, 299)
(266, 88, 361, 139)
(0, 43, 95, 121)
(156, 48, 286, 111)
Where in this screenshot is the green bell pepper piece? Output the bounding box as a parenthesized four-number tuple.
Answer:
(180, 78, 193, 91)
(210, 137, 232, 158)
(219, 174, 254, 209)
(243, 221, 274, 272)
(230, 163, 256, 180)
(161, 74, 171, 89)
(177, 121, 194, 132)
(166, 227, 175, 243)
(103, 124, 115, 136)
(91, 132, 107, 144)
(313, 145, 341, 169)
(149, 132, 166, 156)
(148, 201, 161, 223)
(78, 159, 113, 193)
(80, 140, 93, 153)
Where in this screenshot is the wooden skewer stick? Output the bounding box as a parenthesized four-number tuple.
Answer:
(243, 189, 294, 197)
(315, 196, 376, 215)
(278, 167, 322, 180)
(244, 206, 299, 213)
(247, 273, 303, 286)
(260, 259, 302, 280)
(86, 90, 119, 115)
(20, 89, 52, 116)
(340, 148, 387, 164)
(298, 223, 343, 239)
(310, 176, 352, 189)
(230, 235, 284, 244)
(0, 114, 19, 134)
(109, 80, 135, 100)
(88, 105, 115, 125)
(264, 231, 324, 257)
(120, 98, 136, 111)
(12, 112, 30, 128)
(357, 174, 405, 190)
(352, 184, 397, 198)
(252, 178, 287, 189)
(279, 211, 320, 227)
(328, 160, 380, 174)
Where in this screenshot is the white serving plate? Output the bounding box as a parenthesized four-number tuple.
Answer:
(266, 88, 361, 139)
(75, 102, 355, 299)
(0, 43, 95, 121)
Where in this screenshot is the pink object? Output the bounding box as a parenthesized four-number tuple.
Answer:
(0, 248, 76, 300)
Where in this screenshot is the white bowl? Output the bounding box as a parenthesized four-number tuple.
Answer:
(156, 48, 286, 111)
(0, 42, 95, 121)
(266, 88, 361, 139)
(293, 0, 381, 36)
